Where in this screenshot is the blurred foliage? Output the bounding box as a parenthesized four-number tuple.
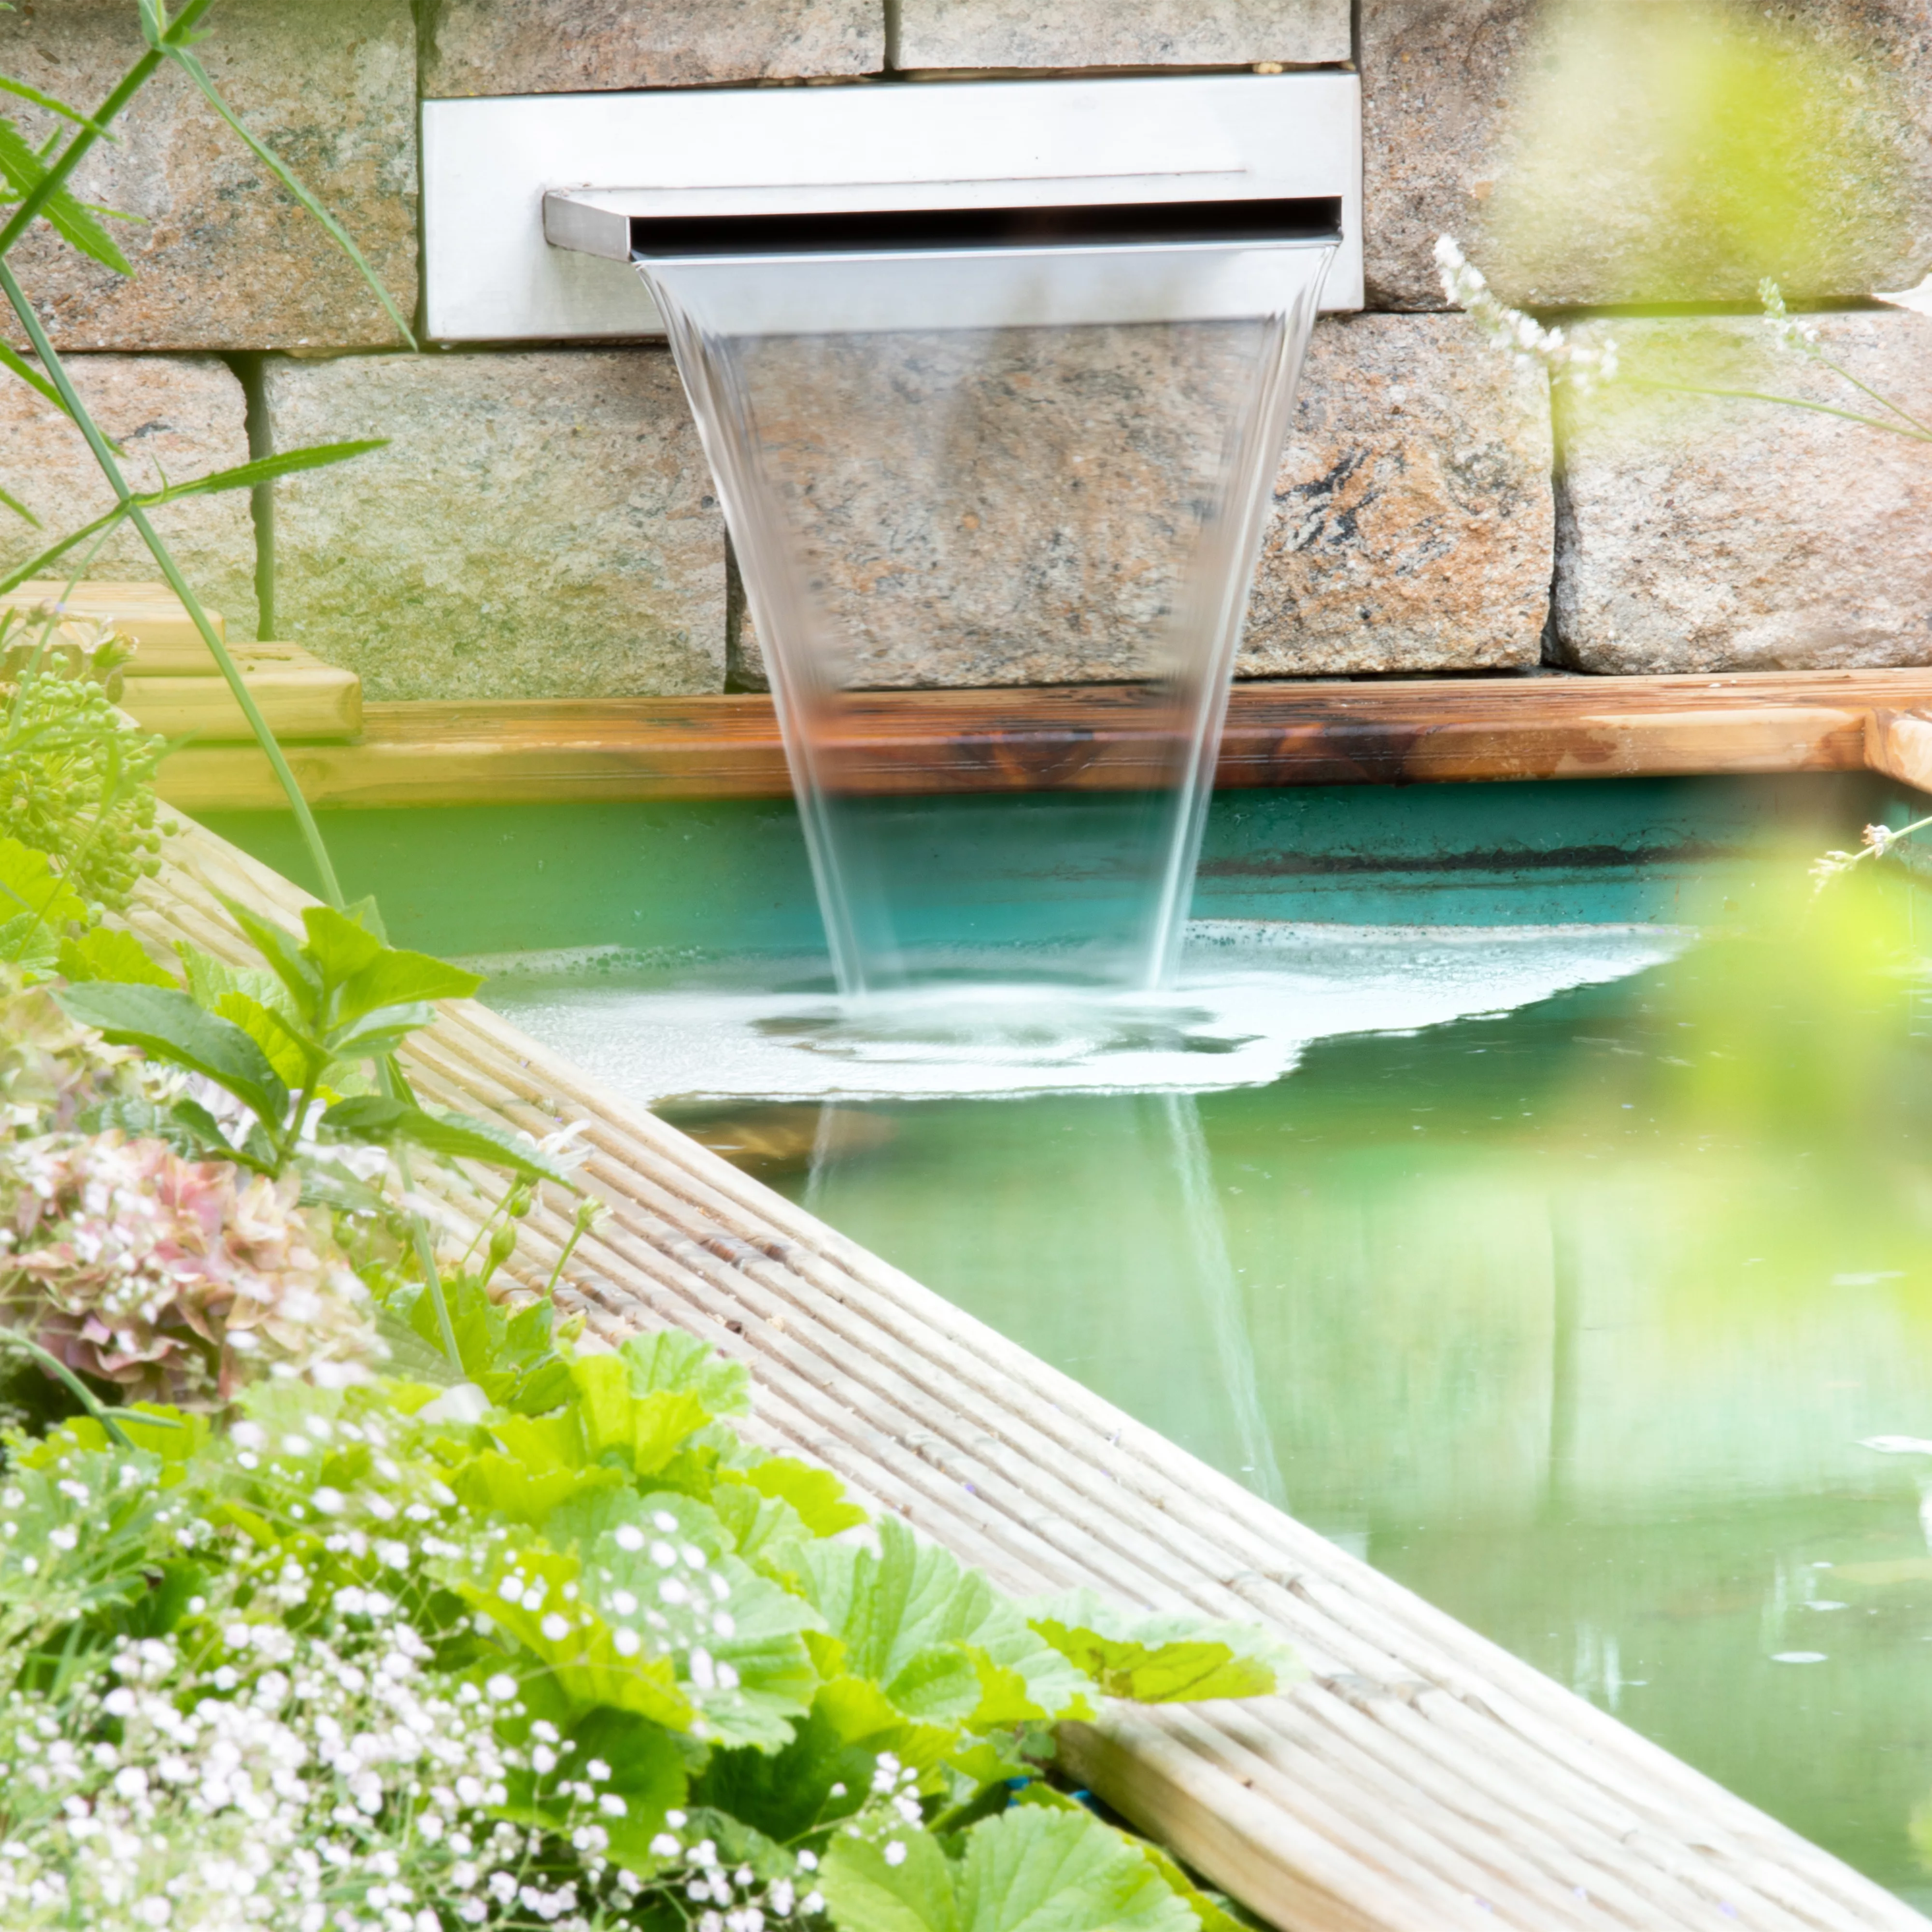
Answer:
(1479, 0, 1922, 305)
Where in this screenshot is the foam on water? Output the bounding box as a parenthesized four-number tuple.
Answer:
(478, 919, 1691, 1106)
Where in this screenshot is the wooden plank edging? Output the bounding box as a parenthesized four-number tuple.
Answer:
(117, 814, 1932, 1932)
(151, 670, 1932, 811)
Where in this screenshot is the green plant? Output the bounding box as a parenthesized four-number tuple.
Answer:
(0, 610, 169, 949)
(0, 0, 415, 909)
(0, 1303, 1296, 1932)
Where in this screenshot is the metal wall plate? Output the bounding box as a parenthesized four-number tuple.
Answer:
(422, 73, 1363, 341)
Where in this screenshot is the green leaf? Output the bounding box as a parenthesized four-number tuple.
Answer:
(320, 1000, 437, 1062)
(0, 338, 88, 420)
(216, 989, 316, 1089)
(800, 1520, 1091, 1731)
(55, 980, 290, 1128)
(0, 910, 59, 972)
(0, 477, 35, 526)
(336, 944, 482, 1026)
(453, 1449, 628, 1529)
(176, 942, 293, 1022)
(572, 1353, 711, 1477)
(620, 1330, 751, 1419)
(691, 1685, 897, 1848)
(57, 925, 177, 988)
(217, 895, 322, 1018)
(497, 1698, 688, 1869)
(823, 1803, 1194, 1932)
(148, 440, 387, 503)
(300, 901, 384, 984)
(0, 834, 87, 932)
(724, 1455, 867, 1538)
(0, 75, 114, 134)
(0, 503, 128, 597)
(1009, 1788, 1249, 1932)
(0, 115, 131, 272)
(164, 48, 418, 348)
(320, 1095, 577, 1185)
(1024, 1590, 1302, 1704)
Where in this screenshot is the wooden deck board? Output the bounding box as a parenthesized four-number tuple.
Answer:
(153, 669, 1932, 811)
(121, 812, 1932, 1932)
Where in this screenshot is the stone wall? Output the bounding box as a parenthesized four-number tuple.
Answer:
(4, 0, 1931, 691)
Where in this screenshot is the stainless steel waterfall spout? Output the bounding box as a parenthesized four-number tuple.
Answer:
(421, 74, 1360, 342)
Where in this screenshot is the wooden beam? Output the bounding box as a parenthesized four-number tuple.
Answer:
(3, 579, 226, 670)
(123, 646, 362, 744)
(154, 670, 1932, 812)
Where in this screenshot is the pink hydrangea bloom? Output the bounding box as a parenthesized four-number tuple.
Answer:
(1, 1131, 379, 1405)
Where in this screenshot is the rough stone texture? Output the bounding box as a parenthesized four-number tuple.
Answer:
(266, 351, 726, 701)
(893, 0, 1350, 69)
(727, 314, 1550, 689)
(0, 355, 258, 639)
(1239, 313, 1553, 675)
(1554, 310, 1932, 673)
(424, 0, 882, 94)
(1362, 0, 1932, 311)
(719, 320, 1287, 689)
(0, 0, 417, 352)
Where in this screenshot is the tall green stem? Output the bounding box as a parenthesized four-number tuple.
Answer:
(0, 259, 344, 908)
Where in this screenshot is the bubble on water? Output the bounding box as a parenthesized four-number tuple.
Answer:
(483, 922, 1691, 1106)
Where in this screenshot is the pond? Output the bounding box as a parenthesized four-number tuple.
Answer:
(211, 770, 1932, 1909)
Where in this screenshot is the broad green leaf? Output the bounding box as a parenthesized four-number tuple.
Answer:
(217, 989, 315, 1089)
(691, 1684, 905, 1847)
(800, 1519, 1091, 1731)
(572, 1353, 710, 1477)
(823, 1802, 1193, 1932)
(0, 833, 86, 930)
(337, 945, 483, 1026)
(321, 1000, 437, 1062)
(724, 1455, 867, 1538)
(0, 910, 59, 970)
(176, 941, 294, 1022)
(301, 901, 384, 984)
(57, 925, 176, 988)
(217, 894, 322, 1017)
(1009, 1788, 1248, 1932)
(452, 1448, 627, 1528)
(386, 1271, 574, 1412)
(320, 1095, 577, 1185)
(621, 1330, 751, 1419)
(712, 1480, 815, 1586)
(497, 1697, 688, 1869)
(571, 1492, 823, 1749)
(441, 1535, 697, 1728)
(1024, 1590, 1302, 1705)
(55, 980, 289, 1128)
(0, 115, 131, 272)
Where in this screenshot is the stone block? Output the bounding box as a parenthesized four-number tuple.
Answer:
(727, 313, 1549, 689)
(1553, 310, 1932, 673)
(264, 351, 726, 700)
(1239, 313, 1553, 675)
(0, 355, 258, 640)
(424, 0, 883, 94)
(1362, 0, 1932, 311)
(0, 0, 417, 352)
(893, 0, 1349, 69)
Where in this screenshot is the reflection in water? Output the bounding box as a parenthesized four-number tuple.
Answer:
(684, 873, 1932, 1904)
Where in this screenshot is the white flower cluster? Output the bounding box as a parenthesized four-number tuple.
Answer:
(645, 1812, 825, 1932)
(1759, 277, 1822, 359)
(1434, 236, 1621, 393)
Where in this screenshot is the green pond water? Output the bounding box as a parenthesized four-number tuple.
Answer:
(654, 895, 1932, 1910)
(210, 775, 1932, 1906)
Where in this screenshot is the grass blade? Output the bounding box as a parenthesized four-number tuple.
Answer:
(149, 439, 387, 502)
(0, 117, 132, 273)
(0, 505, 126, 595)
(0, 480, 37, 526)
(0, 77, 115, 138)
(166, 49, 417, 348)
